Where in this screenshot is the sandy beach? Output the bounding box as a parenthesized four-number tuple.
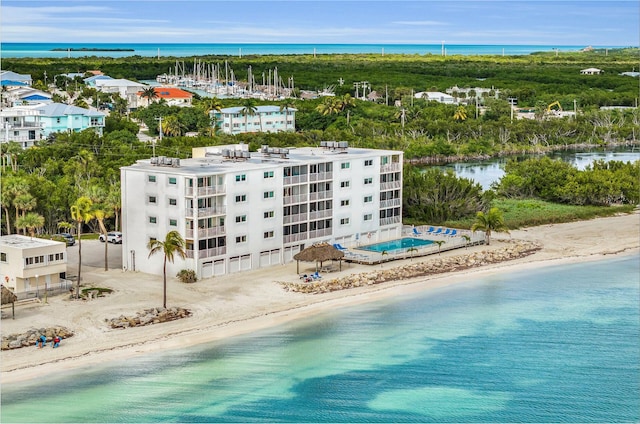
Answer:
(2, 212, 638, 384)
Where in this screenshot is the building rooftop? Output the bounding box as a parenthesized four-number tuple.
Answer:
(0, 235, 64, 249)
(123, 144, 401, 176)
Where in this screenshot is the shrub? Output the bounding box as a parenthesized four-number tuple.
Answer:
(177, 269, 197, 284)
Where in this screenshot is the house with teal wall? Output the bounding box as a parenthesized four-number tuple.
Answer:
(35, 103, 105, 136)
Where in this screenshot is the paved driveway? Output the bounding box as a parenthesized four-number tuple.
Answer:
(65, 239, 123, 273)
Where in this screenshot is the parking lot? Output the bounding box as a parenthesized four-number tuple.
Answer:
(65, 239, 123, 273)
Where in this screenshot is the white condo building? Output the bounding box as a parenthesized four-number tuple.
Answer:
(121, 142, 403, 279)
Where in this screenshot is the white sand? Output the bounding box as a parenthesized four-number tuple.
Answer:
(2, 212, 638, 383)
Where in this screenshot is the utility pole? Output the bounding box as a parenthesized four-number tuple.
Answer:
(155, 117, 163, 142)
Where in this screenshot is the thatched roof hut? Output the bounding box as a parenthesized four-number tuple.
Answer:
(293, 243, 344, 273)
(1, 285, 18, 319)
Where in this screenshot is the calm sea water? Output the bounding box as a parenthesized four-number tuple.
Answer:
(1, 43, 604, 59)
(2, 255, 638, 423)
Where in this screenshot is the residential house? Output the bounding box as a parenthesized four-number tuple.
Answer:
(0, 235, 67, 296)
(35, 103, 106, 137)
(580, 68, 603, 75)
(94, 78, 147, 110)
(0, 71, 32, 86)
(9, 87, 53, 106)
(120, 142, 403, 279)
(0, 106, 44, 148)
(138, 87, 193, 107)
(213, 105, 296, 134)
(415, 91, 457, 104)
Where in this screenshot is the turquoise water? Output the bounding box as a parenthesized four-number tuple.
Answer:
(2, 255, 638, 422)
(1, 43, 603, 58)
(359, 237, 434, 253)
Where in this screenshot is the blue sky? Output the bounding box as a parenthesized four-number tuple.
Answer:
(2, 0, 638, 46)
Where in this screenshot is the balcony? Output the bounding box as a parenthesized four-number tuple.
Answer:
(308, 228, 332, 239)
(283, 174, 308, 185)
(283, 232, 308, 244)
(380, 181, 402, 191)
(308, 171, 333, 182)
(380, 216, 402, 226)
(283, 212, 308, 224)
(185, 185, 226, 197)
(309, 209, 332, 220)
(380, 198, 402, 208)
(185, 226, 226, 239)
(283, 194, 308, 205)
(185, 246, 226, 259)
(380, 162, 401, 173)
(186, 206, 226, 217)
(309, 190, 333, 201)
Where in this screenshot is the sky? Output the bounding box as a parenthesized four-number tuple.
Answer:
(1, 0, 638, 46)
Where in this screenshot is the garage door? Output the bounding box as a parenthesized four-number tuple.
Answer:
(229, 256, 240, 273)
(213, 259, 225, 276)
(260, 251, 270, 267)
(270, 249, 280, 265)
(240, 254, 251, 271)
(202, 261, 214, 279)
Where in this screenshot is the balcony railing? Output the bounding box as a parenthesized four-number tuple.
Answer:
(308, 228, 332, 239)
(309, 209, 332, 220)
(380, 198, 401, 208)
(380, 181, 402, 191)
(380, 162, 401, 173)
(185, 185, 226, 197)
(185, 226, 226, 239)
(308, 171, 333, 182)
(283, 194, 308, 205)
(380, 216, 402, 226)
(283, 174, 308, 185)
(283, 232, 308, 244)
(185, 246, 226, 259)
(185, 206, 226, 217)
(283, 212, 308, 224)
(309, 190, 333, 201)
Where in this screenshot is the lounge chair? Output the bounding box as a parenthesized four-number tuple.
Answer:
(442, 228, 452, 236)
(431, 228, 443, 235)
(412, 228, 422, 236)
(425, 226, 436, 233)
(447, 229, 458, 237)
(333, 243, 348, 251)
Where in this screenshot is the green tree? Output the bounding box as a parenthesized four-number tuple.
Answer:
(453, 105, 468, 122)
(140, 87, 158, 105)
(16, 212, 44, 239)
(471, 207, 510, 245)
(147, 231, 187, 308)
(70, 196, 93, 298)
(240, 98, 258, 132)
(279, 99, 297, 131)
(161, 115, 184, 137)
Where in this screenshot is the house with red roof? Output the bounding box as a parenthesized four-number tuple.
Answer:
(138, 87, 193, 107)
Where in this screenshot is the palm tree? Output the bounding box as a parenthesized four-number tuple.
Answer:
(16, 212, 44, 239)
(471, 207, 510, 245)
(407, 247, 418, 261)
(461, 234, 471, 249)
(198, 97, 223, 133)
(433, 240, 446, 255)
(161, 115, 184, 137)
(453, 105, 468, 122)
(93, 207, 112, 271)
(13, 193, 36, 234)
(240, 98, 258, 132)
(339, 94, 356, 125)
(105, 181, 121, 231)
(380, 250, 388, 267)
(147, 231, 187, 309)
(279, 99, 296, 131)
(70, 196, 93, 298)
(1, 174, 27, 234)
(316, 97, 340, 116)
(140, 87, 158, 105)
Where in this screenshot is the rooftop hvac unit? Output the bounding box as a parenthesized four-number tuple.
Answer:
(157, 156, 166, 164)
(242, 151, 250, 158)
(163, 157, 173, 165)
(320, 141, 328, 148)
(281, 148, 289, 156)
(222, 149, 230, 158)
(171, 158, 180, 167)
(338, 141, 349, 149)
(272, 148, 280, 155)
(150, 157, 158, 165)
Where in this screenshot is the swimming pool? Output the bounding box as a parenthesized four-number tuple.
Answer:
(358, 237, 434, 254)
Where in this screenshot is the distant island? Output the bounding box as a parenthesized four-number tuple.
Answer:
(51, 47, 135, 52)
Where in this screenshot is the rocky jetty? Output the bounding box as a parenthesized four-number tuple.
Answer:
(2, 326, 74, 350)
(280, 240, 542, 294)
(107, 307, 191, 329)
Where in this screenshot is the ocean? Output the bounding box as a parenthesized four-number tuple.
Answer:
(0, 43, 610, 59)
(2, 254, 638, 423)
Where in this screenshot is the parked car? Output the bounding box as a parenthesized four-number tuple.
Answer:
(54, 233, 75, 246)
(99, 232, 123, 244)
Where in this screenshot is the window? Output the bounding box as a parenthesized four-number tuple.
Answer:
(263, 231, 274, 239)
(235, 215, 247, 223)
(236, 235, 247, 243)
(263, 171, 274, 178)
(235, 174, 246, 182)
(168, 177, 177, 185)
(341, 162, 350, 169)
(149, 216, 157, 224)
(235, 194, 247, 203)
(169, 219, 177, 226)
(263, 191, 274, 199)
(364, 213, 373, 221)
(364, 177, 373, 185)
(264, 210, 275, 218)
(340, 181, 350, 188)
(340, 218, 350, 225)
(364, 159, 373, 166)
(0, 252, 6, 262)
(169, 198, 177, 206)
(148, 196, 156, 204)
(364, 195, 373, 203)
(25, 257, 34, 265)
(148, 175, 156, 183)
(340, 199, 350, 206)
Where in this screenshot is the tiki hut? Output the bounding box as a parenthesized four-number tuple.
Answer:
(293, 243, 345, 274)
(1, 285, 18, 319)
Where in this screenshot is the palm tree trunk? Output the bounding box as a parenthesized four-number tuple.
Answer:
(163, 255, 167, 309)
(3, 206, 11, 235)
(76, 223, 82, 298)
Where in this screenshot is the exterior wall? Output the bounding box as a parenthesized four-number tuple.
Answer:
(214, 108, 296, 134)
(1, 108, 43, 148)
(0, 235, 67, 294)
(121, 144, 403, 279)
(40, 114, 104, 136)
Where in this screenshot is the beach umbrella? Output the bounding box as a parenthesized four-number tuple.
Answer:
(293, 242, 344, 274)
(1, 285, 18, 319)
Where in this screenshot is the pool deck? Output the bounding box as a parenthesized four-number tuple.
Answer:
(343, 226, 485, 265)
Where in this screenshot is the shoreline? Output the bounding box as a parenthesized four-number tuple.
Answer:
(1, 213, 639, 384)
